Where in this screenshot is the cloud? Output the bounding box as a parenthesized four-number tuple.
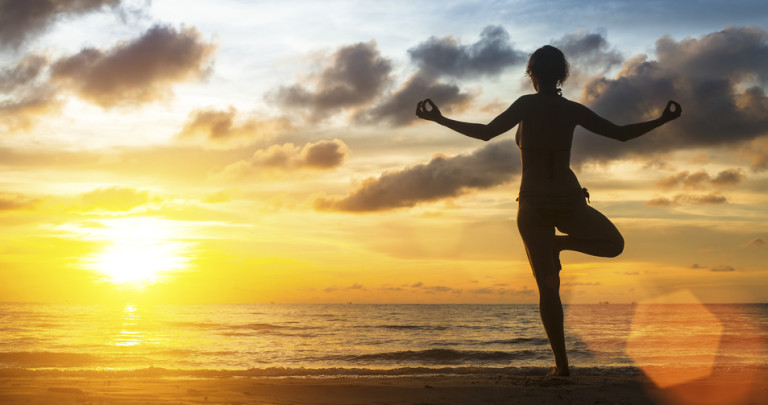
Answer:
(270, 41, 392, 121)
(50, 24, 215, 107)
(300, 139, 348, 169)
(271, 26, 519, 127)
(468, 286, 535, 296)
(0, 54, 48, 93)
(218, 139, 348, 178)
(0, 192, 39, 211)
(314, 139, 519, 212)
(175, 106, 291, 148)
(572, 26, 768, 164)
(742, 136, 768, 172)
(408, 25, 526, 79)
(361, 26, 524, 127)
(360, 72, 472, 126)
(710, 265, 736, 272)
(562, 281, 602, 287)
(656, 168, 745, 189)
(324, 283, 365, 293)
(0, 90, 61, 134)
(0, 0, 123, 50)
(553, 30, 623, 82)
(203, 188, 238, 204)
(646, 193, 728, 207)
(745, 238, 767, 247)
(78, 186, 150, 211)
(0, 54, 61, 135)
(427, 285, 456, 293)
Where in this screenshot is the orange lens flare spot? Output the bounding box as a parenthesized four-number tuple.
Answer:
(627, 290, 721, 389)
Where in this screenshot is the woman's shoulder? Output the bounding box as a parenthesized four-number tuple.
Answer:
(512, 93, 536, 105)
(552, 95, 591, 109)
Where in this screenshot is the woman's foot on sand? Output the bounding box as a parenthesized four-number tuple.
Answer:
(546, 366, 570, 377)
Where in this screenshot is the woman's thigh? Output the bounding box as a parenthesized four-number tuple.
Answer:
(557, 203, 624, 256)
(517, 199, 557, 281)
(559, 204, 619, 238)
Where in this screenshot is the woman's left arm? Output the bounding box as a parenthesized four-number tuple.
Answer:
(577, 100, 682, 142)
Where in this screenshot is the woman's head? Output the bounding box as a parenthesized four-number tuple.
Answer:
(526, 45, 569, 92)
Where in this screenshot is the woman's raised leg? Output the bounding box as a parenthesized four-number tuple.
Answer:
(555, 204, 624, 260)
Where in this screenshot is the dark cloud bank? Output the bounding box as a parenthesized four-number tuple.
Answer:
(573, 26, 768, 167)
(314, 139, 519, 212)
(272, 26, 526, 127)
(365, 25, 525, 126)
(270, 41, 392, 121)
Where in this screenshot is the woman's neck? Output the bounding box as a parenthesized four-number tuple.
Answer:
(536, 85, 561, 97)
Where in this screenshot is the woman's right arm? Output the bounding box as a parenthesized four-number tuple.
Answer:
(416, 98, 524, 141)
(576, 101, 682, 142)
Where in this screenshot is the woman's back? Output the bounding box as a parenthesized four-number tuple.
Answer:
(515, 93, 582, 196)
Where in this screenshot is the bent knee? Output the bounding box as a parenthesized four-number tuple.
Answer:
(607, 235, 625, 258)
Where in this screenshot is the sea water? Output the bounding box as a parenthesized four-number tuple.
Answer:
(0, 303, 765, 376)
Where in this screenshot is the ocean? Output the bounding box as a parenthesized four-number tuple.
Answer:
(1, 303, 766, 377)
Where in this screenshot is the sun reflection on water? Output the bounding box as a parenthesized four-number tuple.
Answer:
(113, 304, 142, 347)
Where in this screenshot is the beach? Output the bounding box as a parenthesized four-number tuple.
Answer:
(2, 370, 767, 405)
(2, 303, 766, 404)
(0, 374, 682, 405)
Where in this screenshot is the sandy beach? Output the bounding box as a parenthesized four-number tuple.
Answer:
(1, 370, 766, 405)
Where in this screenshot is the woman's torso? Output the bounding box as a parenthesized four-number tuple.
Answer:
(516, 93, 582, 196)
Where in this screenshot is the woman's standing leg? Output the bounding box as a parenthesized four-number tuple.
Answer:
(518, 199, 570, 376)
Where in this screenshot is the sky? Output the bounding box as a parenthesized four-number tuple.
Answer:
(0, 0, 767, 304)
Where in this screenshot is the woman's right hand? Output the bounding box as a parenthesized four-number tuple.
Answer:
(416, 99, 443, 122)
(662, 100, 682, 122)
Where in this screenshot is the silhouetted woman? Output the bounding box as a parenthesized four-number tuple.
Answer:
(416, 45, 681, 376)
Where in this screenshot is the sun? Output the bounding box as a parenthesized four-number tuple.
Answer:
(86, 218, 192, 286)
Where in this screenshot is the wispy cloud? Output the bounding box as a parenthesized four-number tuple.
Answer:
(175, 106, 291, 148)
(0, 192, 40, 211)
(646, 193, 728, 207)
(218, 139, 348, 179)
(77, 186, 152, 212)
(324, 283, 366, 293)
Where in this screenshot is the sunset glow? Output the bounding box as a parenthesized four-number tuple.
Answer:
(0, 0, 766, 305)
